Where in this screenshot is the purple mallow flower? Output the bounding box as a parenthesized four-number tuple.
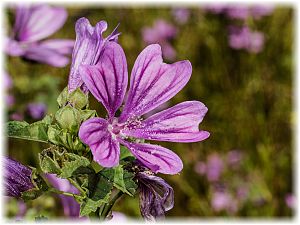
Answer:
(228, 26, 265, 53)
(46, 174, 80, 217)
(3, 156, 34, 197)
(79, 42, 209, 174)
(172, 8, 190, 24)
(4, 72, 15, 107)
(5, 4, 74, 67)
(68, 17, 120, 93)
(142, 20, 178, 61)
(285, 194, 296, 209)
(27, 103, 46, 119)
(137, 171, 174, 221)
(204, 4, 274, 20)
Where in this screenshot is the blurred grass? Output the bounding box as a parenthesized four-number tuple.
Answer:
(6, 5, 293, 218)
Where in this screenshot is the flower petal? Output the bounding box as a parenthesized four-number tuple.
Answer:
(38, 39, 74, 55)
(23, 43, 71, 67)
(123, 101, 210, 142)
(79, 118, 120, 167)
(80, 42, 128, 118)
(68, 18, 119, 93)
(119, 44, 192, 122)
(78, 117, 109, 146)
(15, 5, 67, 42)
(120, 140, 183, 174)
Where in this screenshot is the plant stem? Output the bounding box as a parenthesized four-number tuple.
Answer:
(100, 191, 124, 220)
(48, 188, 81, 198)
(67, 178, 85, 195)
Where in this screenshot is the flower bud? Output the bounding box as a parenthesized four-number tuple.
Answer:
(55, 105, 81, 132)
(68, 88, 89, 109)
(3, 156, 34, 197)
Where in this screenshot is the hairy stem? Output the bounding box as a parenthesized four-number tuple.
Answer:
(48, 188, 81, 198)
(100, 191, 124, 220)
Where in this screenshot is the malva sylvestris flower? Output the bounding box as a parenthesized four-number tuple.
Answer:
(5, 4, 74, 67)
(68, 17, 120, 93)
(79, 42, 209, 174)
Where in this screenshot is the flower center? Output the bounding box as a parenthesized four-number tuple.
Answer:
(107, 118, 125, 139)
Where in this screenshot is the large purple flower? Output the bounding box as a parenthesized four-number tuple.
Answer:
(68, 18, 120, 93)
(5, 4, 74, 67)
(137, 171, 174, 221)
(3, 156, 34, 197)
(78, 42, 209, 174)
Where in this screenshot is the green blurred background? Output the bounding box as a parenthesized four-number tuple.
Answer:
(5, 5, 294, 219)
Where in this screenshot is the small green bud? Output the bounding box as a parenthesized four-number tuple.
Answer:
(57, 87, 68, 107)
(55, 105, 81, 132)
(68, 88, 89, 109)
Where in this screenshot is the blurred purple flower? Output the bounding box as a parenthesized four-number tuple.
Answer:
(206, 153, 224, 182)
(228, 26, 265, 53)
(68, 17, 120, 93)
(3, 156, 34, 197)
(137, 171, 174, 221)
(172, 8, 190, 24)
(285, 194, 296, 209)
(46, 174, 80, 217)
(79, 42, 209, 174)
(107, 211, 128, 222)
(251, 5, 274, 19)
(236, 186, 249, 201)
(202, 4, 227, 14)
(211, 191, 238, 213)
(142, 20, 178, 61)
(27, 103, 46, 119)
(226, 6, 250, 20)
(226, 150, 243, 167)
(204, 4, 274, 20)
(10, 112, 24, 121)
(4, 72, 15, 107)
(5, 4, 74, 67)
(194, 161, 206, 175)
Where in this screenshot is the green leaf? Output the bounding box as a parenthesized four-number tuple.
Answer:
(31, 168, 49, 192)
(59, 153, 90, 178)
(100, 166, 137, 196)
(21, 189, 43, 201)
(80, 109, 97, 121)
(79, 174, 113, 217)
(120, 146, 135, 161)
(38, 148, 62, 174)
(7, 121, 49, 143)
(57, 87, 68, 107)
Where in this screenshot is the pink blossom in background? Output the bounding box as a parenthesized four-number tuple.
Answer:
(172, 8, 191, 24)
(10, 112, 24, 121)
(194, 161, 207, 175)
(226, 150, 243, 168)
(27, 103, 47, 119)
(206, 154, 224, 182)
(142, 20, 178, 61)
(5, 4, 74, 67)
(285, 194, 296, 209)
(211, 191, 238, 213)
(4, 72, 15, 107)
(228, 26, 265, 53)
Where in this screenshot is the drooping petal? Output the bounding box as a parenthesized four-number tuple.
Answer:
(80, 42, 128, 118)
(23, 43, 71, 67)
(5, 38, 26, 56)
(119, 140, 183, 174)
(119, 44, 192, 122)
(79, 118, 120, 167)
(15, 5, 67, 42)
(68, 17, 120, 93)
(137, 171, 174, 221)
(123, 101, 210, 142)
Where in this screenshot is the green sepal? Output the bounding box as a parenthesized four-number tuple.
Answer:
(21, 189, 43, 201)
(55, 105, 82, 133)
(57, 87, 68, 107)
(68, 88, 89, 109)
